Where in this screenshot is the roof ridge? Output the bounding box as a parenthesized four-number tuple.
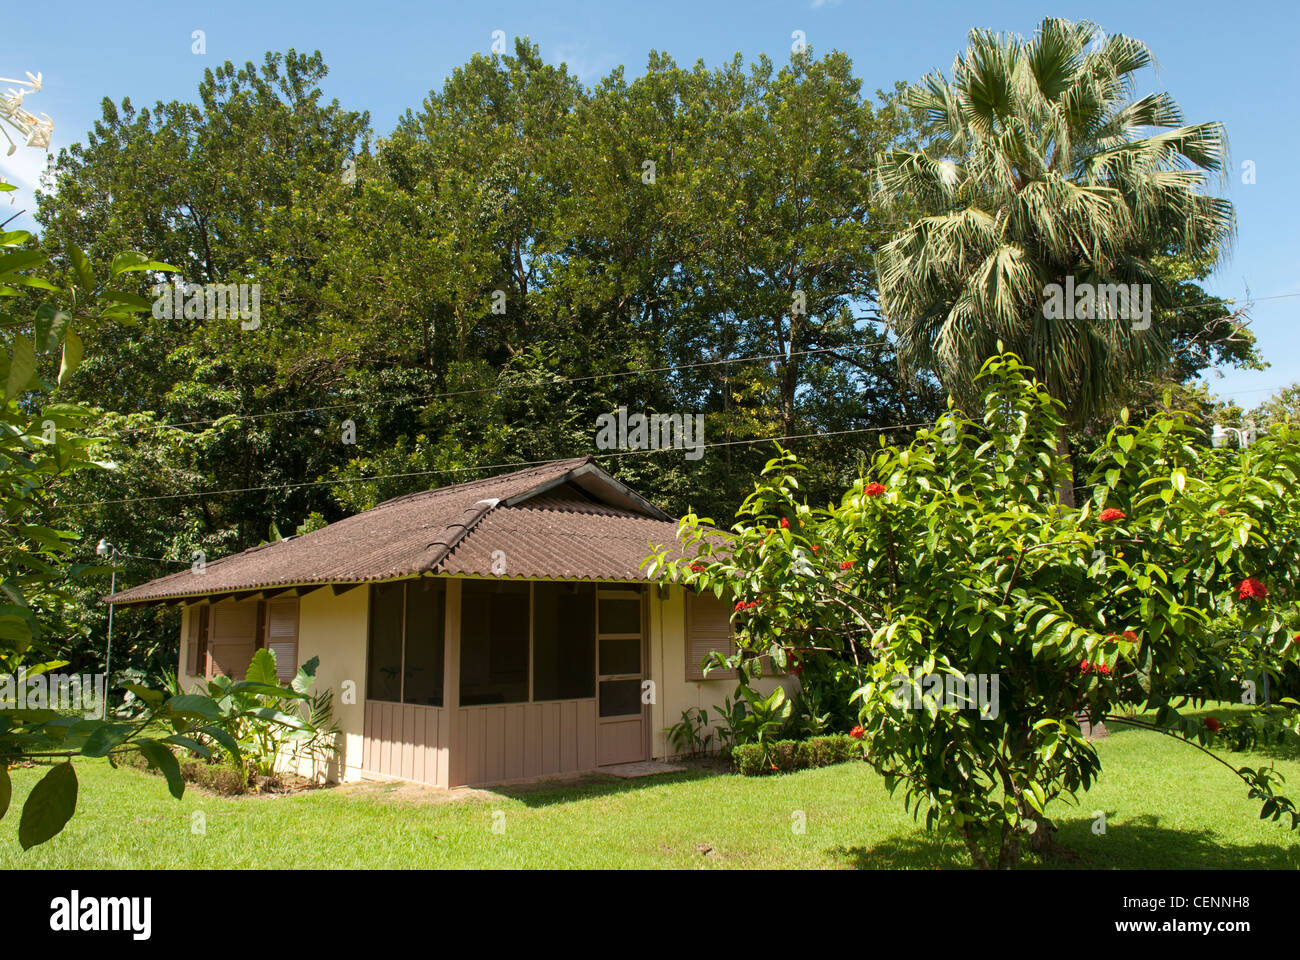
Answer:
(370, 456, 590, 510)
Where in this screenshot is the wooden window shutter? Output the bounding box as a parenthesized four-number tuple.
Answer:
(265, 597, 300, 682)
(685, 591, 738, 681)
(197, 606, 210, 679)
(208, 600, 258, 680)
(185, 606, 200, 675)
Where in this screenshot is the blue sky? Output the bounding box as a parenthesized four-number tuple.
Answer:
(3, 0, 1297, 405)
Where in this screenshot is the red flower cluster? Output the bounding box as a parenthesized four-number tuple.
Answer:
(1238, 578, 1268, 601)
(733, 600, 759, 613)
(690, 564, 705, 573)
(1080, 659, 1111, 676)
(849, 725, 865, 740)
(839, 560, 854, 571)
(780, 517, 790, 529)
(864, 483, 886, 497)
(1098, 507, 1126, 523)
(1204, 716, 1223, 732)
(1122, 630, 1138, 642)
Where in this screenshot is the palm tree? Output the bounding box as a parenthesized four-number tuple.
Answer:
(875, 18, 1234, 504)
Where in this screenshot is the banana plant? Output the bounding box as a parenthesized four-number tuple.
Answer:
(201, 649, 335, 778)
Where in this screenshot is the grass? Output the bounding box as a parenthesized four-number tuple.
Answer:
(3, 709, 1298, 869)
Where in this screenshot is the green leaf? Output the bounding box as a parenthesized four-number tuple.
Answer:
(194, 724, 241, 763)
(224, 680, 299, 700)
(0, 248, 47, 278)
(244, 647, 279, 686)
(122, 683, 165, 708)
(163, 694, 221, 721)
(33, 304, 70, 353)
(80, 722, 133, 757)
(18, 761, 78, 850)
(161, 735, 211, 760)
(290, 655, 320, 695)
(135, 739, 184, 799)
(102, 289, 152, 310)
(58, 328, 83, 387)
(110, 252, 177, 277)
(68, 245, 94, 292)
(5, 336, 36, 402)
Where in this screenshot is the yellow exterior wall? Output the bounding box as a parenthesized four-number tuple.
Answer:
(647, 584, 796, 759)
(297, 586, 369, 783)
(173, 588, 370, 784)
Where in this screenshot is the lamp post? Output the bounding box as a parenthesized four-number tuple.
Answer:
(96, 538, 119, 718)
(1210, 421, 1257, 449)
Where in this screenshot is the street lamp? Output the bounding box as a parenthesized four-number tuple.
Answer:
(96, 538, 119, 718)
(1210, 421, 1258, 449)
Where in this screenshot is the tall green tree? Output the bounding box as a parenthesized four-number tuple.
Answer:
(875, 18, 1235, 502)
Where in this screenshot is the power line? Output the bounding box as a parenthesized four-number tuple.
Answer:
(65, 420, 934, 509)
(117, 340, 898, 436)
(63, 288, 1300, 508)
(108, 287, 1300, 438)
(116, 551, 190, 565)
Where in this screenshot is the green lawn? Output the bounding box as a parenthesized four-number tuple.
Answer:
(4, 712, 1298, 869)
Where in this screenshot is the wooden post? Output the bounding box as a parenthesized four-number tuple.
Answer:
(439, 578, 462, 788)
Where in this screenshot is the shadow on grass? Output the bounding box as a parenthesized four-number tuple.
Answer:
(830, 814, 1298, 870)
(1054, 813, 1300, 869)
(827, 835, 969, 869)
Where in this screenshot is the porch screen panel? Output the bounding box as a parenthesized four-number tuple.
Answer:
(403, 578, 446, 706)
(460, 581, 529, 705)
(533, 582, 595, 701)
(366, 581, 404, 701)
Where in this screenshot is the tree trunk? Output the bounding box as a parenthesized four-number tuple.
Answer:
(962, 825, 992, 870)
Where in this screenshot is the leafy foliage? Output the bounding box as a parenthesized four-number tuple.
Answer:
(649, 354, 1300, 868)
(876, 18, 1238, 442)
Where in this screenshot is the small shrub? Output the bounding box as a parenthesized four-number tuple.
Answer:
(732, 734, 862, 776)
(732, 743, 766, 776)
(797, 734, 855, 768)
(179, 758, 250, 795)
(129, 750, 252, 795)
(665, 707, 713, 759)
(769, 739, 800, 772)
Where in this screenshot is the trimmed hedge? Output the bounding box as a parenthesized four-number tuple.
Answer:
(732, 734, 862, 776)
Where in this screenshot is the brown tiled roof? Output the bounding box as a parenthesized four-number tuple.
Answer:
(106, 458, 688, 605)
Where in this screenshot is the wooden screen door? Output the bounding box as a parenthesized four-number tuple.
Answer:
(595, 588, 649, 766)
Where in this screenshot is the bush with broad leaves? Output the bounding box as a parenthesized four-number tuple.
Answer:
(647, 354, 1300, 869)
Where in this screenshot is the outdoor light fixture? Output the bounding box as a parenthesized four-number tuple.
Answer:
(1211, 422, 1259, 450)
(97, 539, 119, 718)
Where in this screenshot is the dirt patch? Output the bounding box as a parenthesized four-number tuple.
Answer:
(246, 772, 331, 797)
(334, 779, 497, 806)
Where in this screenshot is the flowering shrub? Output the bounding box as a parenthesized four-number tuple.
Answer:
(647, 354, 1300, 869)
